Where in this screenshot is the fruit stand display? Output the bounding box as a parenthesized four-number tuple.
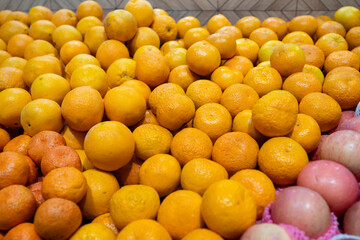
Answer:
(1, 0, 360, 239)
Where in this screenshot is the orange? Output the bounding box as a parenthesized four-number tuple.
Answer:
(315, 33, 348, 57)
(316, 15, 331, 25)
(106, 58, 136, 88)
(324, 50, 360, 73)
(261, 17, 288, 40)
(0, 185, 36, 231)
(24, 39, 58, 60)
(258, 40, 283, 63)
(224, 55, 254, 76)
(212, 132, 259, 174)
(201, 179, 256, 239)
(61, 86, 104, 131)
(182, 228, 223, 240)
(171, 128, 213, 166)
(249, 27, 278, 47)
(70, 64, 109, 97)
(79, 169, 120, 220)
(69, 223, 116, 240)
(109, 184, 160, 229)
(76, 0, 103, 20)
(30, 73, 71, 104)
(42, 167, 87, 203)
(235, 38, 259, 63)
(270, 43, 306, 77)
(232, 109, 267, 145)
(149, 83, 185, 113)
(252, 90, 298, 137)
(322, 67, 360, 109)
(84, 121, 135, 171)
(136, 50, 170, 87)
(282, 31, 314, 45)
(3, 222, 42, 240)
(65, 53, 100, 77)
(183, 27, 210, 48)
(92, 213, 119, 235)
(5, 11, 29, 25)
(288, 15, 318, 36)
(0, 38, 6, 51)
(27, 130, 66, 166)
(103, 10, 137, 42)
(0, 50, 11, 66)
(0, 20, 29, 43)
(156, 94, 195, 131)
(104, 86, 146, 126)
(133, 124, 173, 160)
(28, 6, 52, 23)
(220, 83, 259, 117)
(139, 154, 181, 197)
(61, 125, 86, 150)
(84, 26, 107, 54)
(333, 6, 360, 31)
(346, 26, 360, 50)
(287, 113, 321, 153)
(133, 44, 161, 61)
(127, 27, 160, 56)
(133, 109, 159, 127)
(207, 14, 231, 34)
(24, 156, 38, 186)
(186, 80, 222, 109)
(157, 190, 204, 239)
(96, 40, 130, 70)
(0, 67, 25, 91)
(231, 169, 276, 218)
(40, 145, 82, 176)
(60, 40, 90, 64)
(177, 16, 201, 39)
(124, 0, 154, 27)
(211, 66, 243, 90)
(299, 92, 342, 132)
(193, 103, 232, 142)
(115, 156, 142, 186)
(0, 56, 27, 70)
(20, 99, 63, 136)
(6, 34, 33, 57)
(23, 55, 61, 87)
(160, 40, 182, 55)
(151, 15, 177, 44)
(168, 65, 199, 91)
(29, 20, 56, 42)
(153, 8, 168, 16)
(34, 198, 82, 240)
(282, 72, 322, 102)
(186, 40, 221, 76)
(300, 44, 325, 69)
(235, 16, 261, 38)
(0, 129, 10, 152)
(206, 32, 236, 59)
(316, 20, 346, 39)
(181, 158, 228, 195)
(76, 16, 103, 35)
(116, 219, 171, 240)
(302, 64, 325, 85)
(0, 10, 11, 25)
(52, 9, 78, 27)
(121, 79, 151, 106)
(243, 66, 282, 97)
(0, 151, 29, 189)
(216, 25, 243, 40)
(164, 47, 187, 70)
(258, 137, 309, 185)
(52, 25, 83, 50)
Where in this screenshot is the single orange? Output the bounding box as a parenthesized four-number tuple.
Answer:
(23, 39, 58, 60)
(288, 15, 318, 36)
(3, 222, 42, 240)
(151, 15, 177, 44)
(76, 0, 103, 20)
(52, 9, 77, 27)
(333, 6, 360, 31)
(124, 0, 154, 27)
(300, 44, 325, 69)
(0, 20, 29, 43)
(3, 134, 31, 156)
(186, 80, 222, 109)
(324, 50, 360, 73)
(315, 33, 348, 57)
(83, 26, 107, 55)
(76, 16, 103, 36)
(52, 25, 83, 50)
(28, 6, 52, 23)
(206, 32, 236, 59)
(346, 26, 360, 50)
(127, 27, 160, 56)
(164, 47, 187, 70)
(316, 20, 346, 39)
(216, 25, 243, 40)
(261, 17, 288, 40)
(282, 31, 314, 45)
(224, 55, 254, 76)
(6, 33, 33, 57)
(29, 20, 56, 42)
(60, 40, 90, 65)
(235, 38, 259, 63)
(168, 65, 199, 91)
(96, 39, 130, 70)
(0, 151, 30, 189)
(249, 27, 278, 47)
(211, 66, 243, 90)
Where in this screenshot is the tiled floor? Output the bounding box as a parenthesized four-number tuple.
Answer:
(1, 0, 359, 24)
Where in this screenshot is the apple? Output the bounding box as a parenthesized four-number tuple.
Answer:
(271, 186, 331, 238)
(309, 134, 329, 161)
(320, 130, 360, 180)
(355, 101, 360, 116)
(343, 201, 360, 236)
(297, 160, 358, 216)
(337, 116, 360, 133)
(240, 223, 291, 240)
(328, 110, 354, 133)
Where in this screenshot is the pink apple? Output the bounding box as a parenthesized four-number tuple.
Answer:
(271, 186, 331, 238)
(297, 160, 358, 216)
(240, 223, 291, 240)
(343, 201, 360, 236)
(309, 134, 329, 161)
(320, 130, 360, 180)
(337, 116, 360, 133)
(329, 110, 354, 133)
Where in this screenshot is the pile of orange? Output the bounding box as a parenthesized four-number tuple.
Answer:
(0, 0, 359, 239)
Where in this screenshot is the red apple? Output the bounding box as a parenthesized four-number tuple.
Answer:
(343, 201, 360, 236)
(240, 223, 291, 240)
(297, 160, 358, 216)
(271, 186, 331, 238)
(337, 116, 360, 133)
(320, 130, 360, 180)
(309, 134, 329, 161)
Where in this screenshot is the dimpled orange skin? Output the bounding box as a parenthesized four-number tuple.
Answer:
(103, 10, 137, 42)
